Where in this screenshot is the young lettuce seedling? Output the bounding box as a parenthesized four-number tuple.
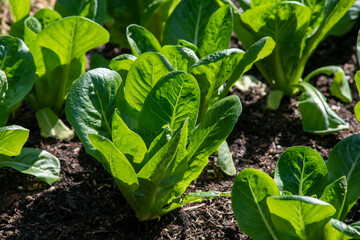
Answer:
(229, 0, 355, 134)
(21, 12, 109, 139)
(0, 35, 36, 127)
(110, 5, 275, 175)
(66, 64, 241, 221)
(0, 125, 60, 185)
(232, 135, 360, 240)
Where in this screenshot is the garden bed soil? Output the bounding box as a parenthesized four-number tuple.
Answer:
(1, 28, 360, 239)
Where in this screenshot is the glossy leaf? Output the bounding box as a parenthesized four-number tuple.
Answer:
(274, 146, 328, 196)
(0, 148, 60, 185)
(35, 107, 74, 140)
(37, 16, 109, 65)
(189, 49, 244, 119)
(327, 134, 360, 220)
(34, 16, 109, 113)
(232, 168, 280, 240)
(163, 0, 219, 45)
(0, 125, 29, 157)
(159, 45, 198, 71)
(298, 82, 348, 134)
(136, 121, 183, 214)
(0, 36, 36, 109)
(124, 52, 174, 113)
(197, 5, 233, 58)
(126, 24, 162, 57)
(89, 133, 139, 189)
(327, 219, 360, 239)
(139, 71, 200, 143)
(65, 68, 123, 160)
(267, 195, 336, 240)
(239, 2, 311, 93)
(111, 110, 147, 172)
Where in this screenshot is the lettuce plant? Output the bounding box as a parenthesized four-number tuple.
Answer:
(232, 135, 360, 240)
(229, 0, 355, 134)
(0, 125, 60, 185)
(111, 7, 275, 175)
(0, 35, 36, 127)
(66, 66, 241, 221)
(21, 13, 109, 139)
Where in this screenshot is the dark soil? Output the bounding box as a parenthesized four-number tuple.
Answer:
(1, 28, 360, 240)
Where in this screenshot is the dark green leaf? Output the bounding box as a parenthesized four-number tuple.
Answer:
(65, 68, 123, 160)
(320, 176, 347, 220)
(0, 36, 36, 109)
(232, 168, 280, 240)
(274, 146, 328, 196)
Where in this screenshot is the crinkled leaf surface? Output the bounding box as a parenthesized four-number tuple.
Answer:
(274, 146, 328, 196)
(139, 71, 200, 144)
(232, 168, 280, 240)
(0, 36, 36, 109)
(65, 68, 122, 160)
(124, 52, 174, 113)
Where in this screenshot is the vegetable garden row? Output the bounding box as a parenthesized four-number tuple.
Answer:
(1, 0, 360, 239)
